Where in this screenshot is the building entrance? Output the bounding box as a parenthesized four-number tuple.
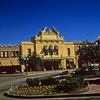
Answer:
(66, 58, 75, 69)
(43, 60, 61, 70)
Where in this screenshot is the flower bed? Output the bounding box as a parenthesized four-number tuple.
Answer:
(9, 85, 57, 95)
(8, 76, 89, 96)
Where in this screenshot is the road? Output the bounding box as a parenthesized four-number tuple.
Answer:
(0, 71, 64, 92)
(0, 70, 100, 100)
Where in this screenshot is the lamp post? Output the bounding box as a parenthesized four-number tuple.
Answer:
(25, 55, 29, 75)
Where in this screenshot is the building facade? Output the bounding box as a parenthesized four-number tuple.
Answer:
(21, 27, 77, 72)
(0, 27, 86, 73)
(0, 44, 21, 73)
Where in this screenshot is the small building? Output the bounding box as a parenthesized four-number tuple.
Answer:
(0, 44, 21, 73)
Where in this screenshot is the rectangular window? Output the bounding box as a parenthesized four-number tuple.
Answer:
(12, 51, 15, 57)
(5, 51, 8, 58)
(1, 52, 4, 58)
(16, 51, 19, 57)
(28, 49, 31, 56)
(67, 48, 70, 56)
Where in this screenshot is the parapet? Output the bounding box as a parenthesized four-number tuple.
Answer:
(0, 44, 20, 48)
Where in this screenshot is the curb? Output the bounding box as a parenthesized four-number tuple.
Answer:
(3, 86, 91, 99)
(4, 91, 100, 98)
(0, 69, 75, 77)
(0, 70, 64, 77)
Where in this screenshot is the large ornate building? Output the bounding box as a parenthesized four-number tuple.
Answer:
(21, 27, 77, 72)
(0, 27, 84, 73)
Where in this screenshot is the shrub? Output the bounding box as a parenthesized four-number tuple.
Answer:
(26, 78, 39, 86)
(95, 70, 100, 76)
(41, 77, 58, 85)
(56, 76, 85, 92)
(26, 77, 58, 86)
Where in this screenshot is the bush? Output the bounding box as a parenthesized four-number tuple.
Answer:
(56, 76, 85, 92)
(26, 78, 39, 86)
(95, 70, 100, 76)
(25, 76, 88, 94)
(26, 77, 58, 86)
(83, 70, 100, 78)
(41, 77, 58, 85)
(73, 69, 100, 78)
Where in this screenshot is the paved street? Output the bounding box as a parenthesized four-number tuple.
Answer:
(0, 70, 100, 100)
(0, 70, 65, 100)
(0, 70, 65, 92)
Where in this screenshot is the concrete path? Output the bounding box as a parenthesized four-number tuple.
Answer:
(82, 77, 100, 94)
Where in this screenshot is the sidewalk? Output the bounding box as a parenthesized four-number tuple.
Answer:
(82, 77, 100, 94)
(0, 69, 72, 77)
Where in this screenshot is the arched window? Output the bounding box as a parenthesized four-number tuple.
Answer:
(43, 45, 48, 55)
(54, 45, 59, 55)
(28, 48, 31, 56)
(67, 48, 70, 56)
(49, 45, 53, 55)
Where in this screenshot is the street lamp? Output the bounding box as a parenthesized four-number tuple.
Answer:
(25, 55, 29, 75)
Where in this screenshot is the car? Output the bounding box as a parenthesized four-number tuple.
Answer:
(72, 66, 100, 78)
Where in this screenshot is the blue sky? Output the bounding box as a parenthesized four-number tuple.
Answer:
(0, 0, 100, 45)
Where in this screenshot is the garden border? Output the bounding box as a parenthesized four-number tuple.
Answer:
(5, 85, 90, 98)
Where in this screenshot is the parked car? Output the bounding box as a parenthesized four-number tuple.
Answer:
(72, 65, 100, 78)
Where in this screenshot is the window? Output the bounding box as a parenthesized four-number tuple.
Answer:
(5, 51, 8, 58)
(12, 51, 15, 57)
(55, 51, 58, 55)
(54, 45, 59, 55)
(67, 48, 70, 56)
(49, 45, 53, 55)
(1, 52, 4, 58)
(44, 51, 48, 55)
(43, 45, 48, 55)
(28, 49, 31, 56)
(0, 51, 8, 58)
(16, 51, 19, 57)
